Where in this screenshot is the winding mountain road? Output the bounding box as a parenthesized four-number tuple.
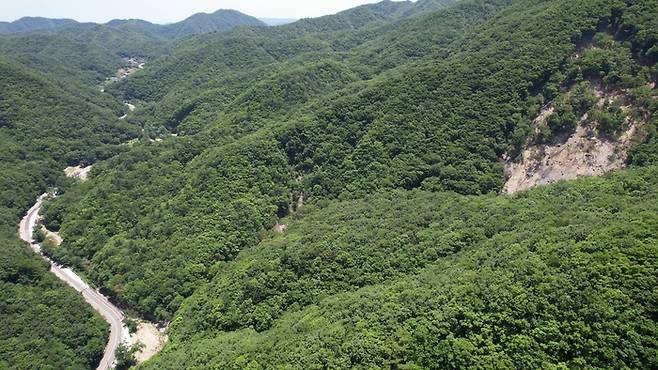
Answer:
(19, 194, 128, 370)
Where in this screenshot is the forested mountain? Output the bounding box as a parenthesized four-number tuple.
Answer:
(155, 9, 266, 39)
(281, 0, 419, 34)
(106, 9, 266, 40)
(0, 5, 269, 369)
(0, 49, 140, 367)
(0, 9, 268, 85)
(0, 230, 108, 369)
(30, 0, 658, 367)
(46, 0, 517, 322)
(146, 165, 658, 369)
(106, 0, 492, 132)
(1, 0, 657, 368)
(0, 28, 164, 85)
(0, 9, 265, 39)
(0, 57, 137, 208)
(0, 16, 84, 34)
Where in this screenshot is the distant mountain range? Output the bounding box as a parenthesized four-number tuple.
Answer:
(0, 9, 266, 39)
(0, 17, 84, 34)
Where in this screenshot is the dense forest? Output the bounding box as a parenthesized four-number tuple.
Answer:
(1, 0, 657, 368)
(44, 0, 515, 321)
(0, 9, 268, 85)
(0, 228, 108, 369)
(148, 165, 658, 369)
(0, 6, 277, 368)
(0, 14, 151, 366)
(0, 58, 130, 368)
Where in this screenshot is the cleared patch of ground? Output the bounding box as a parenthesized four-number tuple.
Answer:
(64, 165, 93, 181)
(109, 57, 147, 83)
(129, 321, 168, 364)
(40, 225, 62, 246)
(504, 85, 644, 194)
(274, 222, 287, 234)
(504, 119, 636, 193)
(100, 57, 146, 91)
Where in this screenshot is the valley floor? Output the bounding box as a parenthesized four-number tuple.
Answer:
(18, 195, 128, 370)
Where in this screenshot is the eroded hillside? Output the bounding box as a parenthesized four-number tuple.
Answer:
(504, 81, 653, 193)
(504, 32, 657, 193)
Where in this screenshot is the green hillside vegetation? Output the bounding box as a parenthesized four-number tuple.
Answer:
(0, 26, 166, 85)
(41, 0, 658, 335)
(0, 8, 266, 86)
(0, 229, 108, 370)
(156, 9, 265, 39)
(282, 0, 419, 34)
(106, 0, 464, 121)
(0, 32, 122, 84)
(0, 50, 140, 367)
(0, 17, 83, 34)
(147, 165, 658, 369)
(0, 58, 138, 169)
(43, 0, 519, 321)
(58, 25, 167, 62)
(1, 0, 656, 368)
(0, 9, 266, 40)
(106, 9, 266, 41)
(108, 0, 503, 141)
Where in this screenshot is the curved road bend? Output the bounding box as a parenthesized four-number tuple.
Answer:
(19, 194, 127, 370)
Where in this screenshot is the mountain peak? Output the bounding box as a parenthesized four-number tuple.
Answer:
(0, 16, 79, 34)
(0, 9, 266, 38)
(158, 9, 265, 38)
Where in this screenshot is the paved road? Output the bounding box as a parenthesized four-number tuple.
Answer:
(19, 194, 127, 370)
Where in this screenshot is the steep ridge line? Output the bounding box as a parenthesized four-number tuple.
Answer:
(18, 194, 129, 370)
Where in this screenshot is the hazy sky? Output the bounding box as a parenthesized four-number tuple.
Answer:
(0, 0, 394, 24)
